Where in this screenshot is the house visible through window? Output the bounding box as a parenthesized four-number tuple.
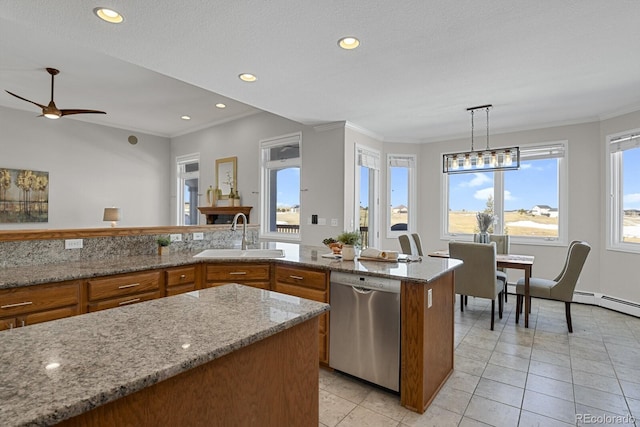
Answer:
(260, 132, 301, 240)
(608, 131, 640, 252)
(176, 154, 199, 225)
(444, 142, 567, 244)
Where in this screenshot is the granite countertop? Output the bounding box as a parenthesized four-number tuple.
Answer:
(0, 284, 329, 426)
(0, 243, 462, 290)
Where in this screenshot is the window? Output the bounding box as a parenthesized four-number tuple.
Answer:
(608, 131, 640, 252)
(176, 154, 199, 225)
(443, 142, 567, 244)
(260, 132, 301, 240)
(356, 146, 380, 248)
(387, 154, 416, 237)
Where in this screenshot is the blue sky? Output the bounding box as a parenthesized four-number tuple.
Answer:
(623, 148, 640, 210)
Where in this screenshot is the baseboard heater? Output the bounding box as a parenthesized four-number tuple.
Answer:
(600, 295, 640, 309)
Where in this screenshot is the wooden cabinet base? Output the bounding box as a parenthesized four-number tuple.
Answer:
(401, 272, 455, 413)
(59, 317, 320, 427)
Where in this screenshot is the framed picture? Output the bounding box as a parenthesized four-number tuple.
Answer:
(0, 168, 49, 223)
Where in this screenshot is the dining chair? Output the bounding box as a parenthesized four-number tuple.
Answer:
(449, 241, 504, 330)
(515, 240, 591, 332)
(473, 234, 510, 302)
(398, 233, 423, 256)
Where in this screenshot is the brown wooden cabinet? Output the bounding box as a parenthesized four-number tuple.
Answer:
(165, 266, 198, 296)
(273, 265, 329, 364)
(86, 271, 162, 312)
(0, 280, 80, 330)
(204, 263, 270, 290)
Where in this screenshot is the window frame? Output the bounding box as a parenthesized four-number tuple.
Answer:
(355, 145, 381, 248)
(441, 141, 568, 246)
(607, 128, 640, 254)
(386, 153, 417, 239)
(259, 132, 302, 241)
(176, 153, 200, 226)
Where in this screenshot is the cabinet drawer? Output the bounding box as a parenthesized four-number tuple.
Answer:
(166, 283, 196, 296)
(206, 263, 270, 281)
(274, 266, 327, 291)
(166, 266, 196, 287)
(23, 306, 79, 326)
(88, 290, 161, 312)
(0, 282, 79, 317)
(87, 271, 160, 301)
(273, 282, 326, 303)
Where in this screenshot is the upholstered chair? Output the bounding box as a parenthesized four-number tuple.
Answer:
(449, 241, 504, 330)
(515, 240, 591, 332)
(473, 234, 510, 302)
(398, 233, 423, 256)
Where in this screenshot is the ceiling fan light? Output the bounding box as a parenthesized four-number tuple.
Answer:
(44, 113, 61, 119)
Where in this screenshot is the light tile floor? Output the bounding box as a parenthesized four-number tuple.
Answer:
(319, 295, 640, 426)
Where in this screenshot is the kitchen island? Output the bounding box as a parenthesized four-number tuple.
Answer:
(0, 284, 329, 426)
(1, 242, 462, 416)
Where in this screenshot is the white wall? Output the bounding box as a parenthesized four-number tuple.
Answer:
(171, 112, 345, 246)
(0, 106, 171, 228)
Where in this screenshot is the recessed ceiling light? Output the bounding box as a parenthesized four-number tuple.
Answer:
(215, 103, 226, 109)
(338, 36, 360, 50)
(93, 7, 124, 24)
(239, 73, 257, 82)
(181, 115, 191, 120)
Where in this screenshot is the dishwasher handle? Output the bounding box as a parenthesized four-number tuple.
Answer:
(352, 286, 373, 294)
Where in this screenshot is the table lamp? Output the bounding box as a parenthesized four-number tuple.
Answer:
(103, 207, 121, 227)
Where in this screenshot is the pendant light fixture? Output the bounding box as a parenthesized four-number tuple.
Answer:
(443, 104, 520, 174)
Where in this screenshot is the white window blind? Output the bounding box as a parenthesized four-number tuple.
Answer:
(520, 143, 565, 160)
(357, 148, 380, 170)
(610, 133, 640, 153)
(388, 155, 416, 168)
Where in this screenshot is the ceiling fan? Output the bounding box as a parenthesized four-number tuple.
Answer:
(5, 67, 106, 119)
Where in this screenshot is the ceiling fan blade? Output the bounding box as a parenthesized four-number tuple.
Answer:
(60, 109, 107, 117)
(5, 90, 46, 109)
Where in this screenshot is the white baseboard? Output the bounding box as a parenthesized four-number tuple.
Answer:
(506, 284, 640, 318)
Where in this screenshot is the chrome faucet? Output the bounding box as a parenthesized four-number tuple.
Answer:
(231, 213, 248, 250)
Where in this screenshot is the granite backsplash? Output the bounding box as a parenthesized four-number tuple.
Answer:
(0, 227, 259, 268)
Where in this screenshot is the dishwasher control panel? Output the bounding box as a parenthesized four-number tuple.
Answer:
(330, 271, 401, 293)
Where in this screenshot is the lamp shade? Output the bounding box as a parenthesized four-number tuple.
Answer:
(103, 207, 121, 222)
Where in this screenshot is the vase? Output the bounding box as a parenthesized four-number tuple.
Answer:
(158, 246, 169, 256)
(341, 245, 356, 261)
(476, 232, 490, 244)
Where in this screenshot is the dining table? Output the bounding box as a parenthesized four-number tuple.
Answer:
(428, 250, 535, 328)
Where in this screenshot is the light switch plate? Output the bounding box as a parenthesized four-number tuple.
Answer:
(331, 218, 338, 226)
(170, 234, 182, 242)
(318, 218, 326, 225)
(192, 232, 204, 240)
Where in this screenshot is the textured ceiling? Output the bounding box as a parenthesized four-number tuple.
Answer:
(2, 1, 640, 142)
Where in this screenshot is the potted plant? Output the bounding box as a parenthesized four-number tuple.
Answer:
(337, 231, 361, 261)
(157, 236, 171, 255)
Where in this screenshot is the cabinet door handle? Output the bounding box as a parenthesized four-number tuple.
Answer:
(289, 275, 304, 280)
(118, 283, 140, 289)
(21, 320, 25, 327)
(229, 271, 247, 275)
(119, 298, 141, 306)
(180, 274, 187, 279)
(1, 301, 33, 309)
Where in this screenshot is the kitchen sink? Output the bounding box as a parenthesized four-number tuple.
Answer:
(193, 249, 285, 259)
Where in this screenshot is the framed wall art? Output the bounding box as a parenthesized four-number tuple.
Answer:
(0, 168, 49, 223)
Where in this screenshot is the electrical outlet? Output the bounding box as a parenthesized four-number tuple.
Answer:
(170, 234, 182, 242)
(307, 217, 312, 225)
(331, 218, 338, 226)
(64, 239, 83, 249)
(427, 289, 433, 308)
(193, 232, 204, 240)
(318, 218, 326, 226)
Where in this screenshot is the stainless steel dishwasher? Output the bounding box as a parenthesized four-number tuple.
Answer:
(329, 271, 401, 392)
